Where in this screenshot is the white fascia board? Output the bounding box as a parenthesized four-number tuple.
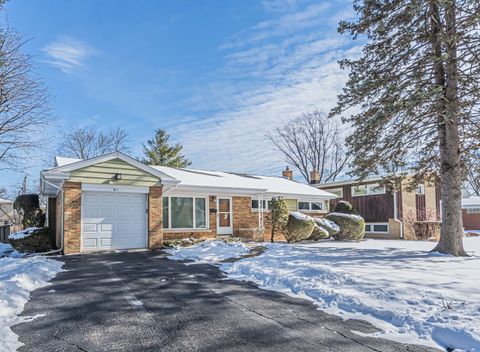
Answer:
(164, 184, 267, 196)
(265, 192, 337, 200)
(82, 184, 150, 194)
(49, 151, 180, 185)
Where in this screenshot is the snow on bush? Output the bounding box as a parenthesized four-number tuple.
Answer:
(165, 240, 250, 263)
(8, 227, 40, 240)
(171, 238, 480, 351)
(0, 254, 63, 351)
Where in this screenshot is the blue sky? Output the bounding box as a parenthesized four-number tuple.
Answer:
(2, 0, 359, 193)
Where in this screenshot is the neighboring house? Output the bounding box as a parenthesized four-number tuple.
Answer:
(40, 152, 336, 254)
(462, 196, 480, 231)
(0, 198, 14, 225)
(312, 175, 441, 239)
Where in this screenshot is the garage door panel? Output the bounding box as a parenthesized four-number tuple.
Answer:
(83, 223, 97, 232)
(82, 191, 147, 252)
(117, 208, 130, 217)
(100, 223, 112, 232)
(101, 208, 115, 218)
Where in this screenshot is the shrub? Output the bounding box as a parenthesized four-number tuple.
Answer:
(269, 197, 289, 243)
(334, 201, 359, 215)
(13, 194, 45, 228)
(284, 212, 315, 242)
(314, 217, 340, 236)
(8, 227, 55, 253)
(326, 213, 365, 241)
(308, 224, 330, 240)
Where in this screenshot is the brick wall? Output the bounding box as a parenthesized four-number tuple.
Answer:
(63, 182, 82, 254)
(148, 186, 163, 248)
(463, 209, 480, 230)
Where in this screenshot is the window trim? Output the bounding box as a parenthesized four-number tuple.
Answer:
(365, 222, 390, 234)
(466, 207, 480, 214)
(251, 198, 271, 212)
(163, 195, 209, 231)
(351, 183, 386, 197)
(297, 200, 325, 212)
(328, 187, 343, 198)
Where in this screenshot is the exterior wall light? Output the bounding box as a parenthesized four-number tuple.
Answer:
(114, 173, 122, 181)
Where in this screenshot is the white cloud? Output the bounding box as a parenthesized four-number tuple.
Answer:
(42, 37, 95, 73)
(171, 2, 361, 180)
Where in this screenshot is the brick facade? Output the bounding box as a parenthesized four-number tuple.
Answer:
(63, 182, 82, 254)
(463, 209, 480, 231)
(148, 186, 163, 248)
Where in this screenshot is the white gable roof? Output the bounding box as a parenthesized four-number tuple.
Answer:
(43, 152, 336, 199)
(55, 156, 82, 167)
(0, 198, 13, 204)
(152, 166, 336, 199)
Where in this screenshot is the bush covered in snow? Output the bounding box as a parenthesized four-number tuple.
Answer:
(334, 200, 358, 215)
(8, 227, 55, 253)
(313, 217, 340, 237)
(308, 224, 330, 240)
(163, 237, 205, 248)
(326, 212, 365, 241)
(284, 212, 315, 242)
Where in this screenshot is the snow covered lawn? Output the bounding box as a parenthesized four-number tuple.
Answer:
(167, 238, 480, 351)
(0, 244, 63, 351)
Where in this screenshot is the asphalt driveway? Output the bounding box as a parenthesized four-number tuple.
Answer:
(12, 250, 438, 352)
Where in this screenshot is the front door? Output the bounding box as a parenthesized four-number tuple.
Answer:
(217, 197, 232, 235)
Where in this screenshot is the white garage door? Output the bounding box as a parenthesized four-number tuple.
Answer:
(81, 191, 147, 252)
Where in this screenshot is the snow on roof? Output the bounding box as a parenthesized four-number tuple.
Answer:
(55, 156, 82, 167)
(0, 198, 13, 204)
(152, 166, 336, 198)
(462, 196, 480, 208)
(49, 154, 336, 199)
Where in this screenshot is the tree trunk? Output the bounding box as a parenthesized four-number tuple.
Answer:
(431, 0, 467, 256)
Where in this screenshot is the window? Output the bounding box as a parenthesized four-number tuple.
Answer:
(416, 184, 425, 195)
(352, 183, 386, 197)
(298, 201, 324, 211)
(163, 196, 207, 229)
(467, 208, 480, 214)
(162, 197, 169, 229)
(328, 188, 343, 198)
(365, 223, 389, 233)
(251, 199, 270, 211)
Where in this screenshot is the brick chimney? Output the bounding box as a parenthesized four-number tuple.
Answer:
(282, 166, 293, 180)
(310, 170, 320, 184)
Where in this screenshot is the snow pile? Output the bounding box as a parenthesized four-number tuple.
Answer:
(327, 212, 363, 222)
(315, 217, 340, 232)
(8, 227, 41, 240)
(170, 237, 480, 351)
(289, 211, 313, 221)
(0, 254, 63, 351)
(166, 240, 250, 263)
(0, 243, 13, 257)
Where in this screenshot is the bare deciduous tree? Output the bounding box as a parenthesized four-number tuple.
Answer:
(0, 28, 51, 169)
(268, 110, 350, 183)
(465, 151, 480, 196)
(57, 125, 129, 159)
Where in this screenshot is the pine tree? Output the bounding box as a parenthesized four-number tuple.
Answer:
(332, 0, 480, 256)
(269, 197, 288, 243)
(142, 129, 191, 168)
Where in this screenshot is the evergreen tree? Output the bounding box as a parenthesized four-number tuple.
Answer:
(142, 129, 191, 168)
(332, 0, 480, 256)
(269, 197, 288, 243)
